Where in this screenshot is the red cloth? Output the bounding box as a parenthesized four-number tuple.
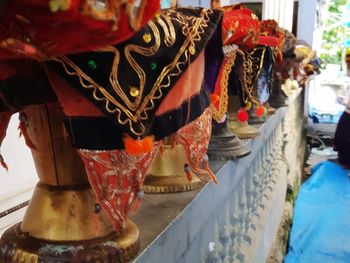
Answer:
(174, 108, 216, 183)
(260, 20, 285, 62)
(221, 7, 282, 50)
(78, 143, 159, 233)
(221, 7, 260, 49)
(0, 0, 160, 61)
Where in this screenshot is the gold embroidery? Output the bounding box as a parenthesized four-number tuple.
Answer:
(53, 9, 214, 136)
(211, 51, 237, 122)
(241, 47, 266, 106)
(125, 0, 147, 31)
(158, 14, 176, 47)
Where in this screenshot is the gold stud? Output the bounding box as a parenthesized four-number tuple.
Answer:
(130, 87, 140, 97)
(143, 33, 152, 43)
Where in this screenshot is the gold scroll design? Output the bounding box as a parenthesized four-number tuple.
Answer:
(211, 51, 237, 122)
(53, 9, 213, 136)
(242, 46, 266, 105)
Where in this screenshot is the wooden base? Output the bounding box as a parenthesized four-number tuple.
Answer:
(229, 120, 260, 139)
(0, 104, 140, 262)
(143, 175, 202, 193)
(0, 220, 139, 263)
(144, 143, 203, 193)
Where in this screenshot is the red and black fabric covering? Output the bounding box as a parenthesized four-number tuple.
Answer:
(0, 0, 160, 63)
(60, 87, 210, 150)
(46, 8, 222, 150)
(259, 19, 285, 63)
(210, 6, 284, 123)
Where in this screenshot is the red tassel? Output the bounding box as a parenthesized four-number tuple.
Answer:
(133, 190, 144, 212)
(0, 155, 8, 172)
(237, 109, 249, 123)
(184, 163, 192, 182)
(205, 161, 218, 184)
(133, 198, 142, 212)
(185, 171, 193, 182)
(123, 135, 154, 155)
(18, 119, 37, 150)
(255, 105, 266, 118)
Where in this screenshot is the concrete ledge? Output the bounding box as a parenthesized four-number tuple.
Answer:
(132, 89, 304, 263)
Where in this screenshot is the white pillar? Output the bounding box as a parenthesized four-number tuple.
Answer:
(297, 0, 318, 46)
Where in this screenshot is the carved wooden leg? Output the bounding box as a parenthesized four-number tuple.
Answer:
(0, 104, 139, 262)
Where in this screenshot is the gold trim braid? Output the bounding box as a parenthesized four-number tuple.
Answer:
(211, 51, 237, 122)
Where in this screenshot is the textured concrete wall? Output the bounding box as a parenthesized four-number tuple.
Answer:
(134, 90, 305, 263)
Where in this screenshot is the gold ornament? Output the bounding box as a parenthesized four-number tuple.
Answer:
(143, 33, 152, 43)
(130, 87, 140, 97)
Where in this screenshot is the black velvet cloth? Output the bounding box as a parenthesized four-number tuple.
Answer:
(334, 111, 350, 168)
(204, 16, 224, 93)
(48, 8, 222, 140)
(63, 85, 210, 150)
(0, 68, 57, 112)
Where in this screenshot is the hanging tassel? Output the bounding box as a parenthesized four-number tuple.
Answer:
(171, 136, 176, 149)
(18, 113, 37, 150)
(133, 190, 145, 212)
(123, 135, 154, 155)
(93, 203, 101, 235)
(0, 154, 8, 172)
(184, 163, 192, 182)
(205, 161, 218, 184)
(237, 108, 249, 123)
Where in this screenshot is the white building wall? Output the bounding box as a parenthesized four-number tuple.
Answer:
(178, 0, 296, 32)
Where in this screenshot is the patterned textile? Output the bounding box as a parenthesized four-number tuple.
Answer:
(78, 143, 159, 232)
(174, 108, 217, 183)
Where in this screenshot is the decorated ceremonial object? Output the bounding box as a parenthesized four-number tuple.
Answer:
(1, 103, 135, 262)
(243, 20, 282, 124)
(46, 6, 222, 216)
(213, 7, 279, 138)
(269, 29, 299, 108)
(205, 5, 251, 160)
(0, 5, 223, 262)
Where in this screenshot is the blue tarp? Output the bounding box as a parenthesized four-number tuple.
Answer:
(285, 161, 350, 263)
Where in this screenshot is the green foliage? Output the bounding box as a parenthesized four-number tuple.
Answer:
(320, 0, 348, 67)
